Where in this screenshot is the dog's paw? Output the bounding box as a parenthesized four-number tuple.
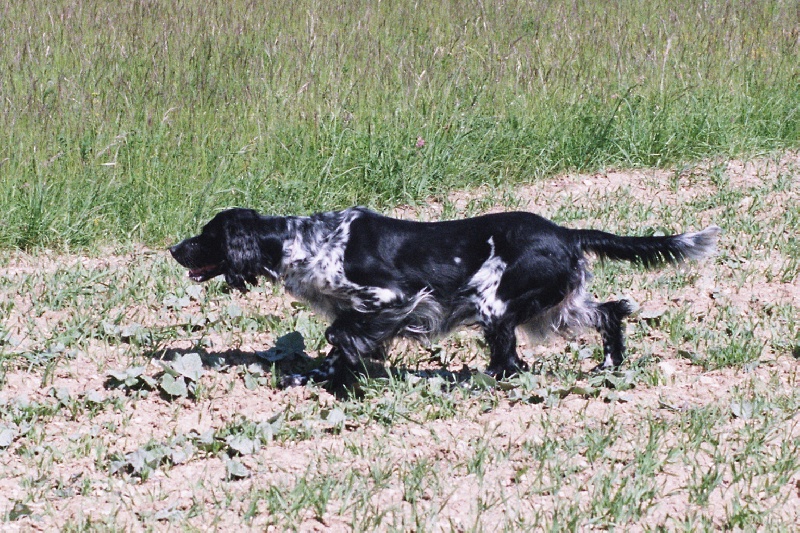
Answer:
(279, 374, 309, 388)
(590, 361, 618, 374)
(485, 360, 529, 379)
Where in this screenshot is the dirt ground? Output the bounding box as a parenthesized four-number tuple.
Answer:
(1, 154, 798, 530)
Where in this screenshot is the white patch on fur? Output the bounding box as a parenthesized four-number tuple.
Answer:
(469, 237, 508, 320)
(369, 286, 400, 304)
(600, 353, 615, 369)
(262, 266, 280, 279)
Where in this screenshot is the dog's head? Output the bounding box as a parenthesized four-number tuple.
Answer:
(169, 208, 286, 291)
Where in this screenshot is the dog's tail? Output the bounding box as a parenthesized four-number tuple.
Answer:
(575, 225, 721, 268)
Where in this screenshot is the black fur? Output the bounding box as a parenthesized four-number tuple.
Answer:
(170, 207, 719, 386)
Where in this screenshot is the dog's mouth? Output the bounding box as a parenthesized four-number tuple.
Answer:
(188, 263, 224, 282)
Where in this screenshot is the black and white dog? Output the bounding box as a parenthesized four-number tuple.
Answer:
(170, 207, 719, 387)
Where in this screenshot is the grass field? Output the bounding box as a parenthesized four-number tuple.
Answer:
(1, 0, 798, 249)
(1, 0, 799, 530)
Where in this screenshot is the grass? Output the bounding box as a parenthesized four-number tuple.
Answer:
(1, 153, 798, 529)
(1, 0, 799, 249)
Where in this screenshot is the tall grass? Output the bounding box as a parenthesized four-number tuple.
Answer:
(1, 0, 798, 249)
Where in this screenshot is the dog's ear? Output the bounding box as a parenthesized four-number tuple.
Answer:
(223, 217, 284, 291)
(257, 236, 284, 281)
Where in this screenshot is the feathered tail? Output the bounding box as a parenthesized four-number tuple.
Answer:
(575, 225, 721, 268)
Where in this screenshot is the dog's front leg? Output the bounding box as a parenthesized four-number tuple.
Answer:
(280, 309, 392, 388)
(280, 313, 380, 388)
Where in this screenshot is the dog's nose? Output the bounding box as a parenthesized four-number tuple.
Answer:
(169, 244, 179, 257)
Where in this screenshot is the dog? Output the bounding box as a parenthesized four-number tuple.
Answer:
(169, 207, 719, 387)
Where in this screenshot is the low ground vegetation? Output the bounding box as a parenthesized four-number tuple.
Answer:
(1, 155, 797, 529)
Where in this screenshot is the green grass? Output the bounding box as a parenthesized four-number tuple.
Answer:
(1, 0, 799, 249)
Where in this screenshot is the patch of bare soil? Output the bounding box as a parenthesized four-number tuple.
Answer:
(1, 153, 798, 530)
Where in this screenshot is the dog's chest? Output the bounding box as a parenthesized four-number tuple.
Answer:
(280, 213, 360, 315)
(283, 249, 347, 305)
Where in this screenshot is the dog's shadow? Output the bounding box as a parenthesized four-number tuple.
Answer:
(143, 341, 623, 399)
(147, 346, 274, 370)
(143, 345, 481, 399)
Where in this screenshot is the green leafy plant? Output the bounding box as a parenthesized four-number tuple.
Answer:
(256, 331, 307, 363)
(158, 353, 205, 399)
(106, 366, 157, 392)
(109, 437, 195, 480)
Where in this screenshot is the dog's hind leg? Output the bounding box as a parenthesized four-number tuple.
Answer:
(484, 321, 529, 378)
(592, 300, 635, 371)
